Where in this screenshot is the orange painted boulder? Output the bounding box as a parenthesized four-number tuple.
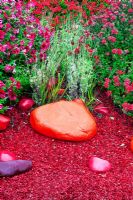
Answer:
(30, 100, 97, 141)
(130, 137, 133, 152)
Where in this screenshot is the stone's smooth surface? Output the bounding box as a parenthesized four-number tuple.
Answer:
(0, 114, 10, 130)
(30, 100, 97, 141)
(0, 160, 32, 177)
(19, 98, 35, 111)
(89, 156, 111, 172)
(94, 104, 109, 115)
(0, 150, 16, 162)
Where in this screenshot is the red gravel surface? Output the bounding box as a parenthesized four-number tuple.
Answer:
(0, 92, 133, 200)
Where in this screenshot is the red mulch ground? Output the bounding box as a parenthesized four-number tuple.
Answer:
(0, 92, 133, 200)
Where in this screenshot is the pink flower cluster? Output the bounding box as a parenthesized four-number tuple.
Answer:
(112, 49, 123, 55)
(0, 79, 21, 103)
(124, 78, 133, 93)
(0, 0, 53, 112)
(122, 102, 133, 112)
(104, 78, 110, 88)
(113, 76, 121, 87)
(84, 1, 133, 115)
(0, 0, 52, 65)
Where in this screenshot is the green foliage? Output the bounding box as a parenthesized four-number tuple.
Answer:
(85, 0, 133, 116)
(0, 1, 51, 113)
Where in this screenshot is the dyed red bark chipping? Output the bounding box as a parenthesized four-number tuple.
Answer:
(0, 92, 133, 199)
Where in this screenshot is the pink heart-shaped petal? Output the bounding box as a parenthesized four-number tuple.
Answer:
(89, 156, 111, 172)
(0, 150, 16, 162)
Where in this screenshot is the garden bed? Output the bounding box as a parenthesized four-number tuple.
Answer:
(0, 91, 133, 200)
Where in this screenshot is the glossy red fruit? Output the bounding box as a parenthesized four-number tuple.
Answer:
(30, 100, 97, 141)
(19, 98, 35, 111)
(0, 114, 10, 130)
(0, 150, 16, 161)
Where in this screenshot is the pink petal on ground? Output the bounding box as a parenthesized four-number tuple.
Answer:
(0, 150, 16, 162)
(94, 104, 109, 114)
(89, 156, 111, 172)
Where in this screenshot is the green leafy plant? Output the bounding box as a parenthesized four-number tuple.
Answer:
(85, 0, 133, 116)
(0, 0, 52, 113)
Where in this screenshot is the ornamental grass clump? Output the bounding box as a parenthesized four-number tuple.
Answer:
(0, 0, 52, 113)
(84, 0, 133, 116)
(30, 16, 95, 106)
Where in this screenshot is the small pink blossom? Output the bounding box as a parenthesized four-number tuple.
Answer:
(117, 70, 124, 75)
(106, 90, 112, 97)
(113, 75, 121, 86)
(108, 36, 116, 43)
(111, 29, 118, 34)
(4, 65, 14, 73)
(0, 81, 5, 88)
(104, 78, 110, 88)
(0, 30, 6, 40)
(128, 8, 133, 13)
(112, 48, 123, 55)
(0, 89, 6, 99)
(117, 49, 123, 55)
(8, 88, 17, 101)
(121, 18, 126, 22)
(0, 104, 3, 110)
(122, 103, 133, 111)
(16, 81, 21, 89)
(101, 39, 107, 44)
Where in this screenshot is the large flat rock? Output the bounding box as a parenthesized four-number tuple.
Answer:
(30, 100, 97, 141)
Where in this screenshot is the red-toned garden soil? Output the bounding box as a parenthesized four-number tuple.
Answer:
(0, 92, 133, 200)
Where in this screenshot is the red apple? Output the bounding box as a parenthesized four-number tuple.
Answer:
(19, 98, 35, 111)
(0, 114, 10, 130)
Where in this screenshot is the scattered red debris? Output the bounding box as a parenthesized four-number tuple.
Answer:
(0, 91, 133, 199)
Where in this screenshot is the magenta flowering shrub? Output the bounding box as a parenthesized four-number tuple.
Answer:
(85, 0, 133, 116)
(0, 0, 52, 113)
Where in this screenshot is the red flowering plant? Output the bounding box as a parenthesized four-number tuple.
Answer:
(0, 0, 52, 113)
(85, 0, 133, 116)
(27, 0, 109, 28)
